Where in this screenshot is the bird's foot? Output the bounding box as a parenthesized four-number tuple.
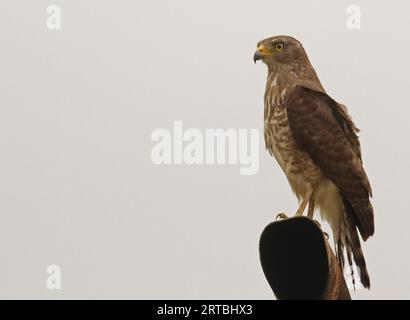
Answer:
(313, 219, 322, 228)
(275, 212, 288, 221)
(313, 219, 329, 240)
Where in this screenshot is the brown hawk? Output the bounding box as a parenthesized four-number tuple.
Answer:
(254, 35, 374, 289)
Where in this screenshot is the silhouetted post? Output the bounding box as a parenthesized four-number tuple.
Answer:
(259, 216, 351, 300)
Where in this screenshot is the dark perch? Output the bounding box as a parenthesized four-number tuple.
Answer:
(259, 216, 351, 300)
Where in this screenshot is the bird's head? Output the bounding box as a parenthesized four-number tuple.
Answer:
(253, 35, 308, 67)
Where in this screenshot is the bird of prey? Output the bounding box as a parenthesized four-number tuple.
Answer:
(254, 35, 374, 288)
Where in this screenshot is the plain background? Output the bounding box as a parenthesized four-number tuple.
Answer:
(0, 0, 409, 299)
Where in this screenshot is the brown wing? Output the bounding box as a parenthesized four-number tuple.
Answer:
(286, 85, 374, 240)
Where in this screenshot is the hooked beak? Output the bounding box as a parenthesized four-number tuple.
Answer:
(253, 51, 262, 63)
(253, 45, 266, 63)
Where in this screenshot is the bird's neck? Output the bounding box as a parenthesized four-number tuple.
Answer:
(267, 61, 322, 87)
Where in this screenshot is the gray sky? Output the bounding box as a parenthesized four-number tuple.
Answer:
(0, 0, 409, 299)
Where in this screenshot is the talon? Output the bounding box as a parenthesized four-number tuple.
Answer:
(312, 219, 329, 239)
(276, 213, 288, 220)
(313, 219, 322, 228)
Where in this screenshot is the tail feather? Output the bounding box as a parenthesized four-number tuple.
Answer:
(334, 197, 371, 289)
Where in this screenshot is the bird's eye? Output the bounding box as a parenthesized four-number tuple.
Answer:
(274, 43, 284, 51)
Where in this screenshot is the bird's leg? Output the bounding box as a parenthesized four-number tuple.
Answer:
(299, 192, 329, 239)
(276, 189, 313, 221)
(307, 199, 315, 219)
(295, 189, 313, 217)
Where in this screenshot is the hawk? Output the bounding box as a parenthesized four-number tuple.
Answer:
(254, 35, 374, 288)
